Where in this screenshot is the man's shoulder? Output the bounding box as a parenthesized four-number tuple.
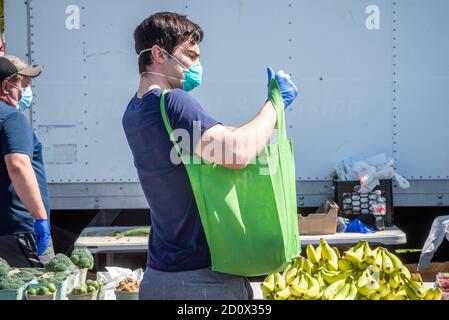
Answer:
(0, 101, 25, 124)
(165, 89, 203, 113)
(166, 88, 196, 102)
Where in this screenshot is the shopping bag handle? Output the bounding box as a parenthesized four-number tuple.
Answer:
(269, 78, 288, 147)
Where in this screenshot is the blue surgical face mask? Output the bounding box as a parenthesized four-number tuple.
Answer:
(139, 48, 203, 92)
(18, 86, 33, 111)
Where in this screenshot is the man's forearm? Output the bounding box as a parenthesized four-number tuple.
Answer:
(8, 165, 47, 220)
(232, 100, 277, 164)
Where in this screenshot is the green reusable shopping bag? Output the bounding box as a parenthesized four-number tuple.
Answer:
(160, 79, 300, 276)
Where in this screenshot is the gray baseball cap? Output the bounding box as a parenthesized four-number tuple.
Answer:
(0, 55, 43, 82)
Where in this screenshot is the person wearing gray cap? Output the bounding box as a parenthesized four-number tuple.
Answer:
(0, 55, 54, 267)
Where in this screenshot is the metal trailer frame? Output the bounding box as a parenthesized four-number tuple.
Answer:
(4, 0, 449, 210)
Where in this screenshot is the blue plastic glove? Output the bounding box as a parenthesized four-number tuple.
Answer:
(267, 67, 299, 109)
(34, 219, 51, 256)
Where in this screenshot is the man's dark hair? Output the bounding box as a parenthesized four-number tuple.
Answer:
(134, 12, 204, 73)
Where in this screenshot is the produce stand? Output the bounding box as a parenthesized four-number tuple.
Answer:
(75, 226, 407, 261)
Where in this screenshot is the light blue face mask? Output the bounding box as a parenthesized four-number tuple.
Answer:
(139, 48, 203, 92)
(18, 86, 33, 111)
(7, 82, 33, 110)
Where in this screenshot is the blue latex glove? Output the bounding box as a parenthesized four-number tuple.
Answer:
(34, 219, 51, 256)
(267, 67, 299, 109)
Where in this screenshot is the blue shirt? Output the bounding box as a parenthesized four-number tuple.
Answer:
(0, 101, 50, 236)
(122, 88, 220, 272)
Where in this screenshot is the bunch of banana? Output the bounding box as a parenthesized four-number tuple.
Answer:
(292, 256, 314, 275)
(319, 239, 339, 271)
(372, 247, 411, 277)
(423, 288, 443, 300)
(318, 267, 354, 285)
(356, 266, 382, 298)
(262, 239, 440, 300)
(290, 271, 323, 300)
(260, 273, 276, 300)
(322, 275, 358, 300)
(403, 277, 428, 300)
(306, 243, 322, 265)
(342, 242, 366, 268)
(386, 271, 404, 289)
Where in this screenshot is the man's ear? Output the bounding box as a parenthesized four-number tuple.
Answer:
(1, 80, 8, 95)
(152, 46, 166, 65)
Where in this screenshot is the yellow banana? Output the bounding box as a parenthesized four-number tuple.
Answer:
(382, 292, 396, 300)
(343, 250, 363, 264)
(345, 280, 358, 300)
(286, 267, 298, 285)
(381, 249, 395, 274)
(290, 274, 310, 298)
(292, 257, 302, 269)
(321, 269, 353, 285)
(404, 285, 421, 300)
(263, 292, 273, 300)
(314, 273, 326, 290)
(388, 272, 401, 289)
(290, 275, 300, 286)
(354, 243, 366, 258)
(282, 263, 293, 279)
(384, 250, 404, 270)
(366, 274, 380, 291)
(274, 288, 291, 300)
(332, 281, 351, 300)
(303, 273, 322, 300)
(400, 265, 411, 280)
(338, 258, 354, 272)
(374, 248, 383, 268)
(378, 280, 391, 298)
(409, 281, 427, 299)
(323, 278, 346, 300)
(424, 288, 435, 300)
(363, 242, 376, 264)
(333, 247, 341, 258)
(306, 244, 321, 264)
(369, 292, 381, 300)
(298, 272, 310, 290)
(274, 273, 286, 291)
(357, 270, 369, 288)
(320, 239, 339, 271)
(302, 258, 314, 274)
(261, 273, 275, 292)
(348, 241, 364, 253)
(394, 288, 408, 300)
(433, 288, 443, 300)
(356, 261, 369, 271)
(357, 284, 377, 297)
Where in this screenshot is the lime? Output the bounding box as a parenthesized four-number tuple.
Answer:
(47, 283, 57, 293)
(87, 285, 96, 293)
(27, 288, 37, 296)
(37, 287, 50, 296)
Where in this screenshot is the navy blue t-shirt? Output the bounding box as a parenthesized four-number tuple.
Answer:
(0, 101, 50, 236)
(122, 88, 220, 272)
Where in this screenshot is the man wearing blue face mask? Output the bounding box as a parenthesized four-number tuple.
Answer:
(123, 12, 298, 300)
(0, 55, 54, 267)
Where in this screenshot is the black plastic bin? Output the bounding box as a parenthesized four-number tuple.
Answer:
(334, 179, 394, 227)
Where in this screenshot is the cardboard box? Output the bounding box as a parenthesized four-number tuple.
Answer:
(298, 200, 339, 235)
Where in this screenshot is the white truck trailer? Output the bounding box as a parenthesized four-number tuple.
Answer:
(4, 0, 449, 213)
